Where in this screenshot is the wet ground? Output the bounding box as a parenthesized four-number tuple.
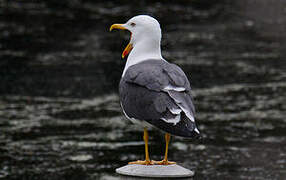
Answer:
(1, 0, 286, 179)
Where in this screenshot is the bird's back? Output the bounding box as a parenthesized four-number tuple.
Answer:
(119, 59, 200, 138)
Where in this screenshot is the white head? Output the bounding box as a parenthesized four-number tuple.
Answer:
(124, 15, 161, 47)
(110, 15, 163, 75)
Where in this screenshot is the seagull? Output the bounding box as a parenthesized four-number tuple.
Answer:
(110, 15, 200, 165)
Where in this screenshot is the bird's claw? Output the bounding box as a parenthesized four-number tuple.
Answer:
(128, 160, 155, 165)
(153, 160, 176, 165)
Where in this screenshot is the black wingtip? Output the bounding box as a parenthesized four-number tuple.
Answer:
(189, 129, 202, 140)
(194, 133, 203, 142)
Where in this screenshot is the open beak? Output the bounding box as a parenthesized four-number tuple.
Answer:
(110, 24, 133, 59)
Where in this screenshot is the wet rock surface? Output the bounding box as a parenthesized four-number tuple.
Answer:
(1, 0, 286, 179)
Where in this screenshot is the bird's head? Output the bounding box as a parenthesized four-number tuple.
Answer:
(110, 15, 162, 59)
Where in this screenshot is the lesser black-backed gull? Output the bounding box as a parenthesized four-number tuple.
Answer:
(110, 15, 200, 165)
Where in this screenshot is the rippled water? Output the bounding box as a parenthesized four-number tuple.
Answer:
(1, 0, 286, 179)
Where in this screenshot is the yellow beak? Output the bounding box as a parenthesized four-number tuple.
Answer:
(109, 24, 127, 31)
(122, 43, 133, 59)
(110, 24, 133, 59)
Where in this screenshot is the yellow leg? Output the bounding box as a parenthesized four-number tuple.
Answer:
(128, 128, 154, 165)
(154, 133, 176, 165)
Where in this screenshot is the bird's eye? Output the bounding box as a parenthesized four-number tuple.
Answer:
(130, 22, 136, 27)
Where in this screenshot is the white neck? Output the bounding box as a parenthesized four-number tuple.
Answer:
(122, 39, 162, 77)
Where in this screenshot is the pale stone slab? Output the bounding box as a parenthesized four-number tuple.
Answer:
(116, 164, 195, 178)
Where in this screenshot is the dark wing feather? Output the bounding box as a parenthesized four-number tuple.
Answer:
(119, 59, 199, 138)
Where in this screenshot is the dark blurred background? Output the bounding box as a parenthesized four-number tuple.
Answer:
(0, 0, 285, 179)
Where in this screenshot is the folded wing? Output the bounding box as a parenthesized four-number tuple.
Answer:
(119, 60, 199, 138)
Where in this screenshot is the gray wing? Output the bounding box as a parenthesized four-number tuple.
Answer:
(119, 59, 199, 138)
